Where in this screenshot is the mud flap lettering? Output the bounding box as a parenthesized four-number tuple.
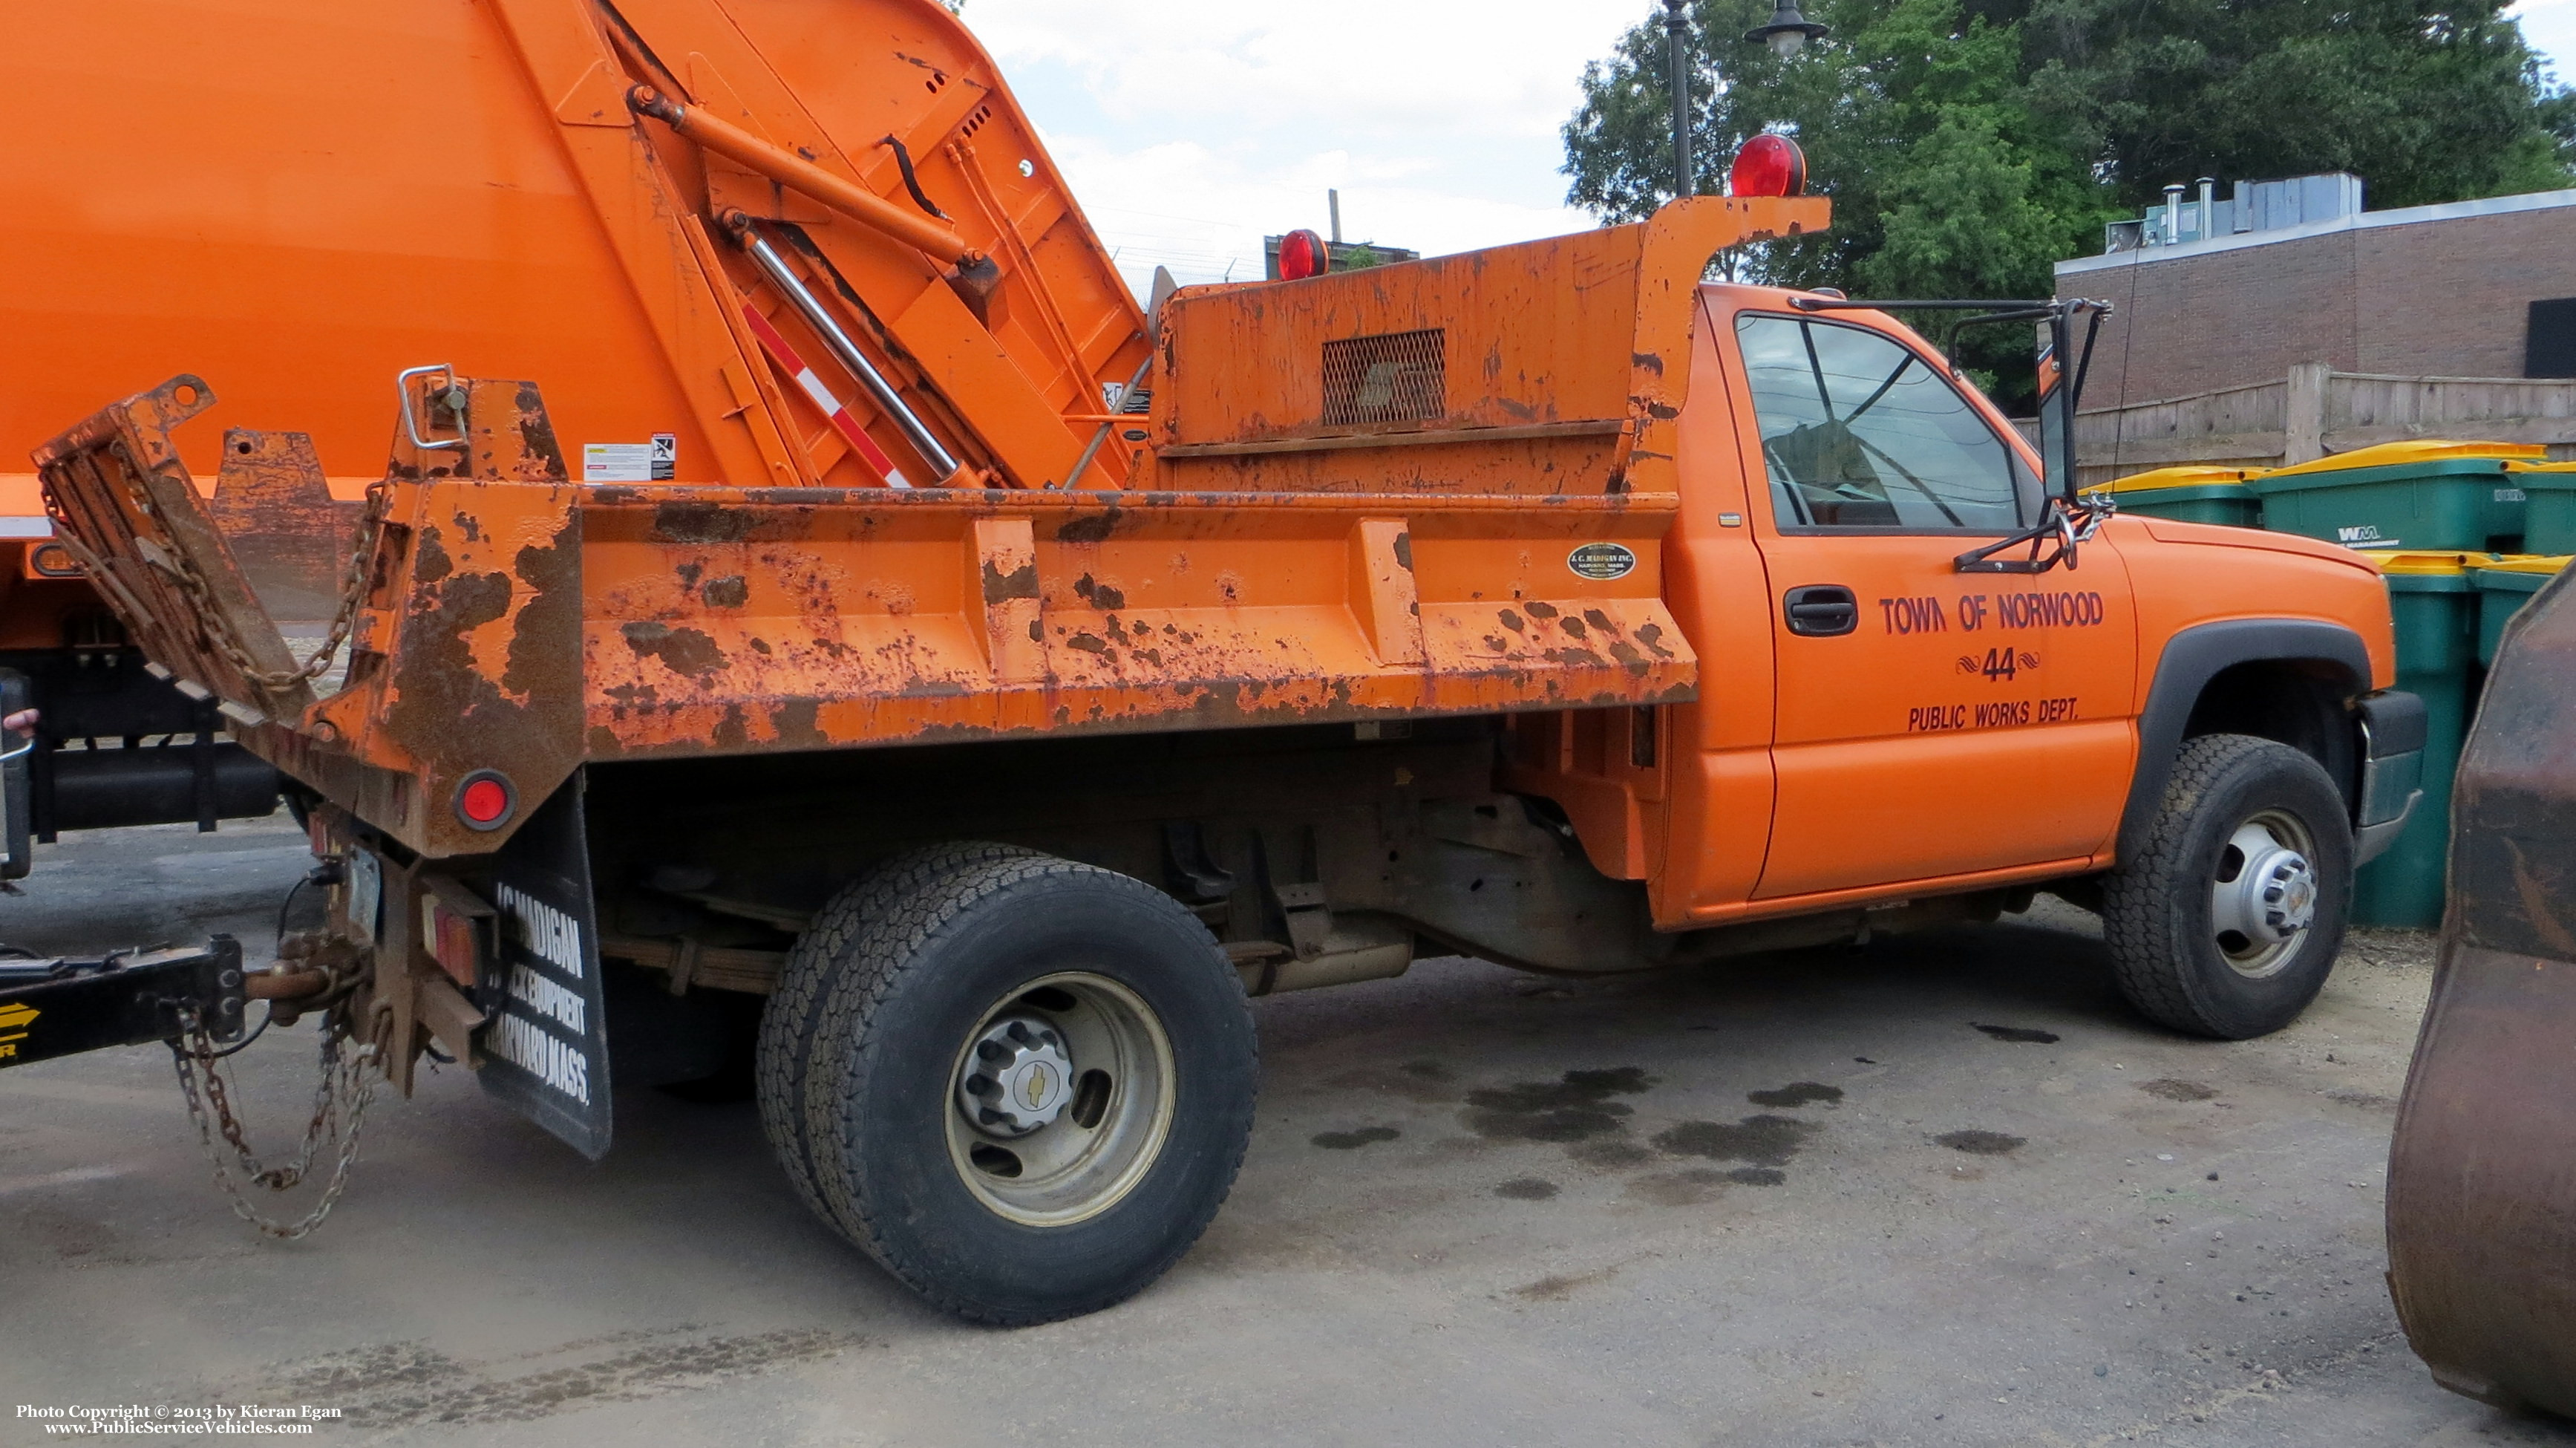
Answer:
(477, 772, 612, 1159)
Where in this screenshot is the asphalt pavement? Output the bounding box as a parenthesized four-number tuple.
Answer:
(4, 815, 2572, 1447)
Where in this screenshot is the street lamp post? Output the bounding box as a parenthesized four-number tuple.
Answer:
(1745, 0, 1829, 59)
(1664, 0, 1693, 198)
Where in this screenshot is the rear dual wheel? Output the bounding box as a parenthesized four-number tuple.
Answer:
(758, 848, 1257, 1325)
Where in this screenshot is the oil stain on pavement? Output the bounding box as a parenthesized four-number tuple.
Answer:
(1935, 1129, 2028, 1155)
(1462, 1067, 1655, 1144)
(1310, 1126, 1401, 1149)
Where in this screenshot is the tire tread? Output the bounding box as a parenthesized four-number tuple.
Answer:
(804, 854, 1254, 1325)
(2102, 733, 2348, 1038)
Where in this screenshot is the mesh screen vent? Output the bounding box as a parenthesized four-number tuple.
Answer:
(1321, 329, 1445, 428)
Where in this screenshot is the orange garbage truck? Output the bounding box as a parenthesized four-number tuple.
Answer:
(4, 0, 2419, 1322)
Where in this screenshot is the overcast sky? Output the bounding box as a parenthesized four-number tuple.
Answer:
(961, 0, 2576, 299)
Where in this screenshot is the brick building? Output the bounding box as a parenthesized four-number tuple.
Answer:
(2056, 186, 2576, 413)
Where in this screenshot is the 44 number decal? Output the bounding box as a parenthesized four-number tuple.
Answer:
(1958, 648, 2040, 681)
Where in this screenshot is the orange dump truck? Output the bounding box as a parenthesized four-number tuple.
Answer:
(6, 1, 2419, 1322)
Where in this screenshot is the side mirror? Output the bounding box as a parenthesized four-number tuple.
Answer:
(2035, 302, 2107, 506)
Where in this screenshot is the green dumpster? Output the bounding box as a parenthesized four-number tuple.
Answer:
(2082, 466, 2263, 526)
(2512, 462, 2576, 556)
(2252, 440, 2546, 552)
(2350, 550, 2480, 928)
(2468, 555, 2572, 666)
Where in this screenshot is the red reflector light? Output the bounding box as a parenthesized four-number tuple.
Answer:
(1276, 228, 1329, 281)
(1729, 134, 1808, 198)
(456, 772, 514, 830)
(422, 897, 480, 987)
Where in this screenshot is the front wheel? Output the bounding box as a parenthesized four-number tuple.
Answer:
(2102, 734, 2353, 1039)
(800, 853, 1257, 1325)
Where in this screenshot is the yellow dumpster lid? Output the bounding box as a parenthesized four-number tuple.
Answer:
(2084, 465, 2260, 494)
(2507, 459, 2576, 473)
(2268, 439, 2548, 477)
(2356, 549, 2478, 575)
(2470, 554, 2573, 575)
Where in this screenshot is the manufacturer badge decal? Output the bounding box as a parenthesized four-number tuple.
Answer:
(1567, 542, 1638, 581)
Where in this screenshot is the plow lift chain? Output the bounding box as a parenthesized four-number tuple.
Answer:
(35, 371, 399, 700)
(2, 932, 382, 1241)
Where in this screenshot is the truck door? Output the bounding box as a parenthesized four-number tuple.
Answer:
(1727, 307, 2139, 900)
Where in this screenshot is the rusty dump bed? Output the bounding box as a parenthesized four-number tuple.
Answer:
(19, 0, 1823, 859)
(33, 198, 1819, 858)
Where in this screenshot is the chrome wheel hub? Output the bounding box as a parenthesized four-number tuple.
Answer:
(958, 1015, 1075, 1137)
(944, 974, 1178, 1228)
(2211, 813, 2319, 978)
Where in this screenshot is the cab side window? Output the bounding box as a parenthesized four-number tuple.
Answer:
(1737, 313, 2036, 531)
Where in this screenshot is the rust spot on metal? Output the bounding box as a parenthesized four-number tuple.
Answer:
(981, 558, 1040, 604)
(1055, 507, 1121, 544)
(1524, 601, 1559, 620)
(505, 524, 581, 701)
(413, 524, 453, 584)
(1498, 608, 1526, 633)
(652, 500, 756, 544)
(701, 575, 749, 608)
(1559, 615, 1588, 639)
(770, 698, 828, 749)
(1393, 533, 1413, 571)
(1065, 632, 1109, 653)
(1583, 608, 1615, 633)
(1072, 573, 1125, 610)
(1631, 351, 1664, 376)
(621, 620, 730, 680)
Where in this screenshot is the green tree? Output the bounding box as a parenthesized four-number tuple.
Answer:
(1563, 0, 2572, 293)
(2021, 0, 2568, 208)
(1563, 0, 2114, 395)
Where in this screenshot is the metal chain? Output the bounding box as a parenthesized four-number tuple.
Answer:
(47, 460, 393, 697)
(168, 1005, 380, 1242)
(181, 472, 393, 693)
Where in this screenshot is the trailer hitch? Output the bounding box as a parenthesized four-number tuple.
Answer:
(0, 937, 246, 1068)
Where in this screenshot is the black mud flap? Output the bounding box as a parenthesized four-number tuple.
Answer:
(476, 772, 613, 1160)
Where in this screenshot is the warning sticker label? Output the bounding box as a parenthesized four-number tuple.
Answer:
(583, 434, 676, 483)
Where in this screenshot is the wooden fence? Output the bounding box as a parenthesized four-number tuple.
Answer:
(2012, 365, 2576, 489)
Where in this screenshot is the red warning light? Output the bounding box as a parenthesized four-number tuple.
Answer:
(1276, 229, 1330, 281)
(1729, 134, 1808, 198)
(456, 771, 515, 830)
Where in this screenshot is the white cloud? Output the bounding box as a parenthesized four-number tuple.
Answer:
(961, 0, 1643, 296)
(2514, 0, 2576, 85)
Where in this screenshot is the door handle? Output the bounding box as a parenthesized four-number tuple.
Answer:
(1783, 584, 1858, 637)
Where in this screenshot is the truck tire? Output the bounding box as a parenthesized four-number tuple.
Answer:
(2102, 734, 2353, 1040)
(802, 853, 1257, 1325)
(755, 841, 1041, 1230)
